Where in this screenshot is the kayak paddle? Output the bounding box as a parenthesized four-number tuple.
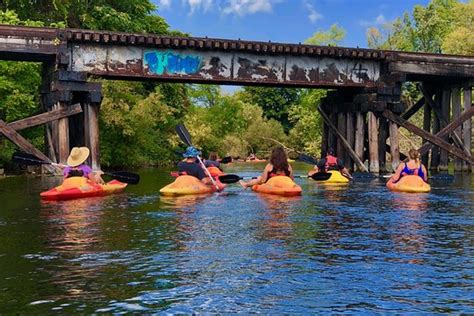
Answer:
(298, 153, 353, 180)
(175, 124, 221, 191)
(218, 173, 331, 184)
(12, 152, 140, 185)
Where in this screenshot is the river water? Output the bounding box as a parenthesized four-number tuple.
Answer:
(0, 163, 473, 313)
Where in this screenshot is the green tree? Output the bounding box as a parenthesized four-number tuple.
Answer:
(366, 0, 458, 53)
(0, 0, 169, 33)
(237, 87, 301, 132)
(305, 24, 346, 46)
(442, 0, 474, 55)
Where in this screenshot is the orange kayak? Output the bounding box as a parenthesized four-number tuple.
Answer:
(386, 175, 431, 193)
(40, 177, 127, 200)
(160, 175, 226, 196)
(252, 176, 302, 196)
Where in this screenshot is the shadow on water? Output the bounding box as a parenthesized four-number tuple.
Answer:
(0, 164, 472, 313)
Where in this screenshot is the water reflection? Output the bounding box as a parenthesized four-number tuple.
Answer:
(0, 167, 472, 313)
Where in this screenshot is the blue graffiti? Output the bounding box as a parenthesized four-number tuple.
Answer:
(144, 51, 201, 75)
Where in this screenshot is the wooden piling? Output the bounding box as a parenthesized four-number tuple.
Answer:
(321, 122, 328, 158)
(354, 112, 365, 171)
(53, 102, 70, 164)
(439, 89, 451, 171)
(328, 112, 337, 151)
(83, 102, 100, 170)
(368, 111, 379, 173)
(378, 117, 388, 172)
(430, 91, 441, 170)
(452, 87, 462, 171)
(421, 100, 431, 167)
(389, 121, 400, 171)
(346, 113, 355, 170)
(463, 86, 472, 172)
(337, 112, 346, 160)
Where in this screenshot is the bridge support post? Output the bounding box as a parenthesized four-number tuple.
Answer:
(354, 112, 365, 171)
(83, 102, 100, 170)
(389, 121, 400, 171)
(422, 99, 431, 167)
(452, 87, 462, 171)
(346, 113, 355, 170)
(439, 89, 451, 171)
(337, 112, 346, 160)
(54, 102, 70, 164)
(378, 117, 388, 172)
(463, 86, 472, 172)
(430, 91, 441, 170)
(368, 111, 379, 173)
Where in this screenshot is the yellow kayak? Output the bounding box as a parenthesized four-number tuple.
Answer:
(387, 175, 431, 193)
(317, 170, 350, 184)
(160, 175, 225, 196)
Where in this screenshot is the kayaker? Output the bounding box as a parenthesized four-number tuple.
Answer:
(177, 146, 212, 184)
(389, 148, 428, 183)
(308, 148, 352, 179)
(204, 152, 221, 169)
(239, 146, 293, 189)
(63, 147, 105, 184)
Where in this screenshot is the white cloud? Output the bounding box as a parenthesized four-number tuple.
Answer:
(222, 0, 273, 16)
(184, 0, 214, 14)
(304, 1, 322, 23)
(158, 0, 172, 8)
(360, 14, 387, 27)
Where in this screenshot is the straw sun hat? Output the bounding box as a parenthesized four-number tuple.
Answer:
(67, 147, 90, 167)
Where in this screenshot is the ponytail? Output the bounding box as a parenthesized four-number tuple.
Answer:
(408, 148, 421, 163)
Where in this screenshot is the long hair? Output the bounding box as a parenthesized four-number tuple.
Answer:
(408, 148, 421, 163)
(270, 146, 289, 172)
(209, 152, 218, 161)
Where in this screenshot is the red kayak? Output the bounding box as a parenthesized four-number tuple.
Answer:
(40, 177, 127, 200)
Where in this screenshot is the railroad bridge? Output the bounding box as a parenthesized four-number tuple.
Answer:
(0, 24, 473, 173)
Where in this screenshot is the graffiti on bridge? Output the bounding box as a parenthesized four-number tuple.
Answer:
(144, 50, 202, 75)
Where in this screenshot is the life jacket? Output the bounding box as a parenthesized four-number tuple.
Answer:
(324, 155, 338, 172)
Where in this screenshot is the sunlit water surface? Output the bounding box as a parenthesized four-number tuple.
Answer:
(0, 163, 473, 313)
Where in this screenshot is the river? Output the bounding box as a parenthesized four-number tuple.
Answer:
(0, 162, 473, 313)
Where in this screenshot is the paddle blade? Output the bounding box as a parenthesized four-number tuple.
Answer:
(309, 172, 332, 181)
(298, 153, 318, 165)
(220, 156, 232, 164)
(12, 152, 47, 165)
(175, 124, 193, 147)
(218, 174, 242, 184)
(106, 171, 140, 185)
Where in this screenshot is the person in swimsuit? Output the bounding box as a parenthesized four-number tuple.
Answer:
(204, 152, 221, 169)
(63, 147, 105, 184)
(308, 148, 352, 179)
(239, 146, 293, 189)
(389, 148, 428, 183)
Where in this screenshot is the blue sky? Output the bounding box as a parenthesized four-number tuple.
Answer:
(153, 0, 430, 48)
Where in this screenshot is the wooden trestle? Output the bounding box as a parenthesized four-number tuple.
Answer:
(0, 24, 472, 174)
(319, 83, 473, 173)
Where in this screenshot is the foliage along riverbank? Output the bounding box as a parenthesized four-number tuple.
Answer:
(0, 0, 472, 170)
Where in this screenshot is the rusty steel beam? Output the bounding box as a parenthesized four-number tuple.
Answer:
(0, 24, 473, 84)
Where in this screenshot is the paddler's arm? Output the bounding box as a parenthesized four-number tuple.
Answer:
(390, 164, 404, 182)
(259, 164, 272, 184)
